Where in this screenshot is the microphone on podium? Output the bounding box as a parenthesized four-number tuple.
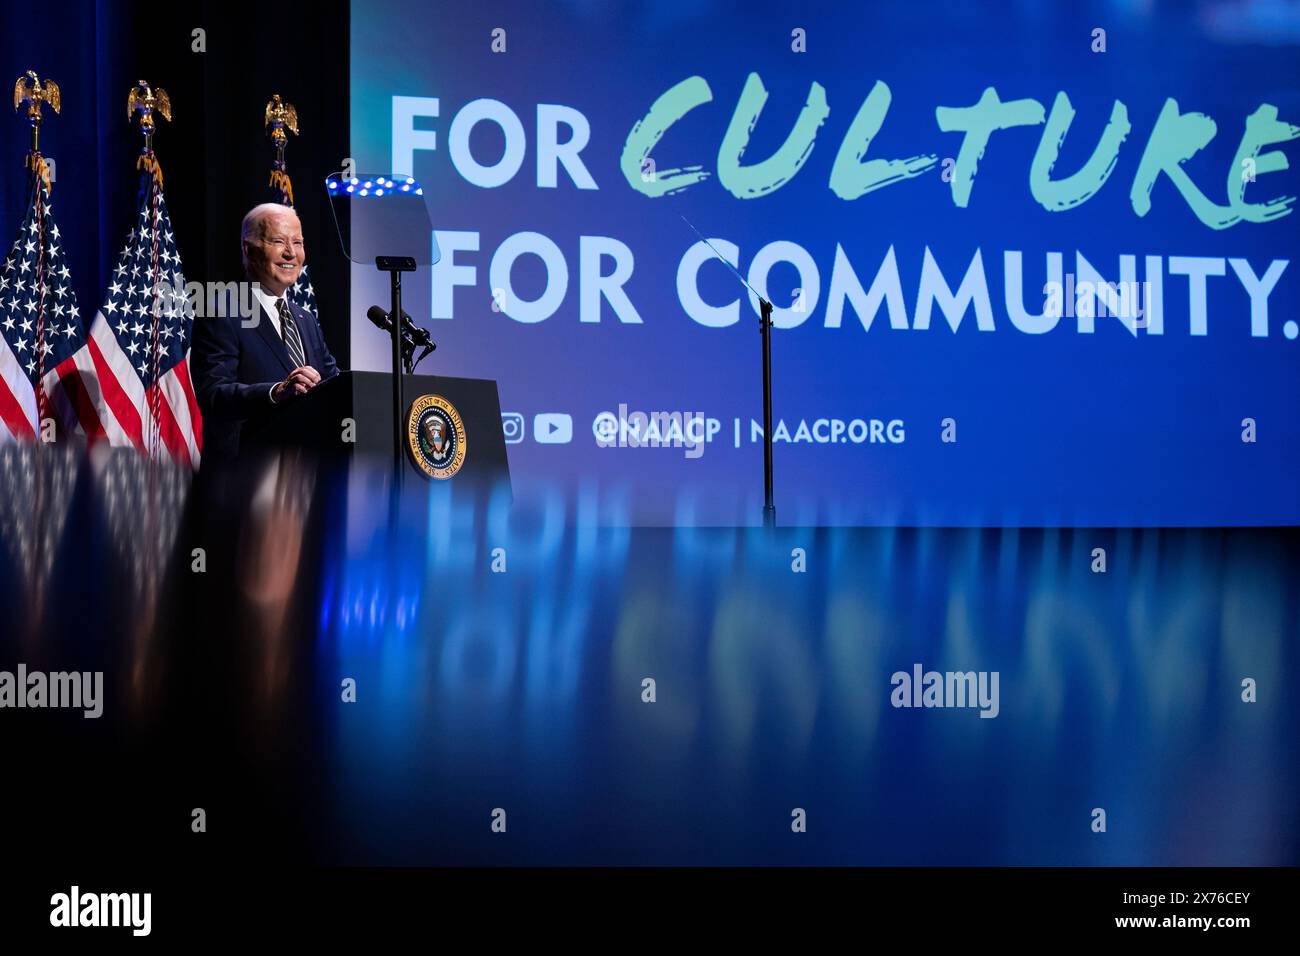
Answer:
(366, 304, 437, 373)
(365, 304, 436, 349)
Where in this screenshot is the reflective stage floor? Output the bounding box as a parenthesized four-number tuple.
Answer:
(1, 446, 1296, 868)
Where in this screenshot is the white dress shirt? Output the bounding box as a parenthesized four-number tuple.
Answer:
(252, 284, 286, 337)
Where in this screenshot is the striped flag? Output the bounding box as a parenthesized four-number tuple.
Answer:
(85, 168, 202, 466)
(270, 154, 318, 317)
(0, 178, 103, 444)
(285, 259, 317, 317)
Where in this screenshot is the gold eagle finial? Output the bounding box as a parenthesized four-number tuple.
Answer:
(13, 70, 61, 122)
(14, 70, 61, 173)
(264, 94, 299, 147)
(128, 80, 170, 187)
(127, 79, 172, 131)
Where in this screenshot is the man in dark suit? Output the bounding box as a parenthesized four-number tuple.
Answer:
(191, 204, 340, 461)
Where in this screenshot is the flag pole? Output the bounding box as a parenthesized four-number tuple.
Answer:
(128, 79, 170, 189)
(128, 80, 173, 461)
(264, 94, 318, 319)
(11, 70, 62, 624)
(13, 70, 59, 190)
(13, 71, 61, 439)
(266, 93, 300, 205)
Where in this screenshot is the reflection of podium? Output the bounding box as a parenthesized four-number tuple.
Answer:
(243, 370, 510, 487)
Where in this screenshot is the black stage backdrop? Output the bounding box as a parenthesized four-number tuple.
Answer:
(0, 0, 352, 368)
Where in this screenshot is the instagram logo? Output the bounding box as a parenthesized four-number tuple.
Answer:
(501, 412, 525, 444)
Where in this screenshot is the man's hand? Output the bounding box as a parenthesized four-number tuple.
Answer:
(271, 365, 321, 403)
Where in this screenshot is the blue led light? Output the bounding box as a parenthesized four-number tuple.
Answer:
(335, 174, 425, 198)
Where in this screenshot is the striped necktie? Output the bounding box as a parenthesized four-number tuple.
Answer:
(276, 297, 307, 368)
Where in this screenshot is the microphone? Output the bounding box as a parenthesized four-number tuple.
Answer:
(366, 305, 436, 349)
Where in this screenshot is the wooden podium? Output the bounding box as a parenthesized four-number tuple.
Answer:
(241, 370, 511, 488)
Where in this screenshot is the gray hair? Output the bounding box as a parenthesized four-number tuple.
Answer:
(240, 203, 301, 270)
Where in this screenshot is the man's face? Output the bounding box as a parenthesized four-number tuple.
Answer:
(245, 210, 305, 296)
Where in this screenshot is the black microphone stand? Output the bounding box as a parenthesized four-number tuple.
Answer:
(375, 255, 417, 482)
(760, 297, 775, 529)
(679, 215, 777, 529)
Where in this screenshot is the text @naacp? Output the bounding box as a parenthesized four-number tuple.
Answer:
(589, 416, 908, 445)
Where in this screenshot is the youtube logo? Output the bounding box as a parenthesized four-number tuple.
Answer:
(533, 413, 573, 444)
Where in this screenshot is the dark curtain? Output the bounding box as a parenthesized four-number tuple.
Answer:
(0, 0, 351, 365)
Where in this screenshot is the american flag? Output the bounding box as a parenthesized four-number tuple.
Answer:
(85, 170, 202, 466)
(271, 168, 318, 316)
(286, 261, 317, 317)
(0, 179, 103, 443)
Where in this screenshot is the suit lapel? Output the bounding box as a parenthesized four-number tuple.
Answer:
(251, 299, 294, 373)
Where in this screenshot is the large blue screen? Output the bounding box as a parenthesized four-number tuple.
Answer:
(348, 1, 1299, 525)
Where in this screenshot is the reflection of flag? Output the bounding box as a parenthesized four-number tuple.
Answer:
(91, 444, 190, 618)
(90, 445, 191, 698)
(86, 170, 202, 466)
(0, 179, 102, 442)
(0, 443, 81, 628)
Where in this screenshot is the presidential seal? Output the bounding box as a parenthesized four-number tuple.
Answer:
(406, 394, 467, 479)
